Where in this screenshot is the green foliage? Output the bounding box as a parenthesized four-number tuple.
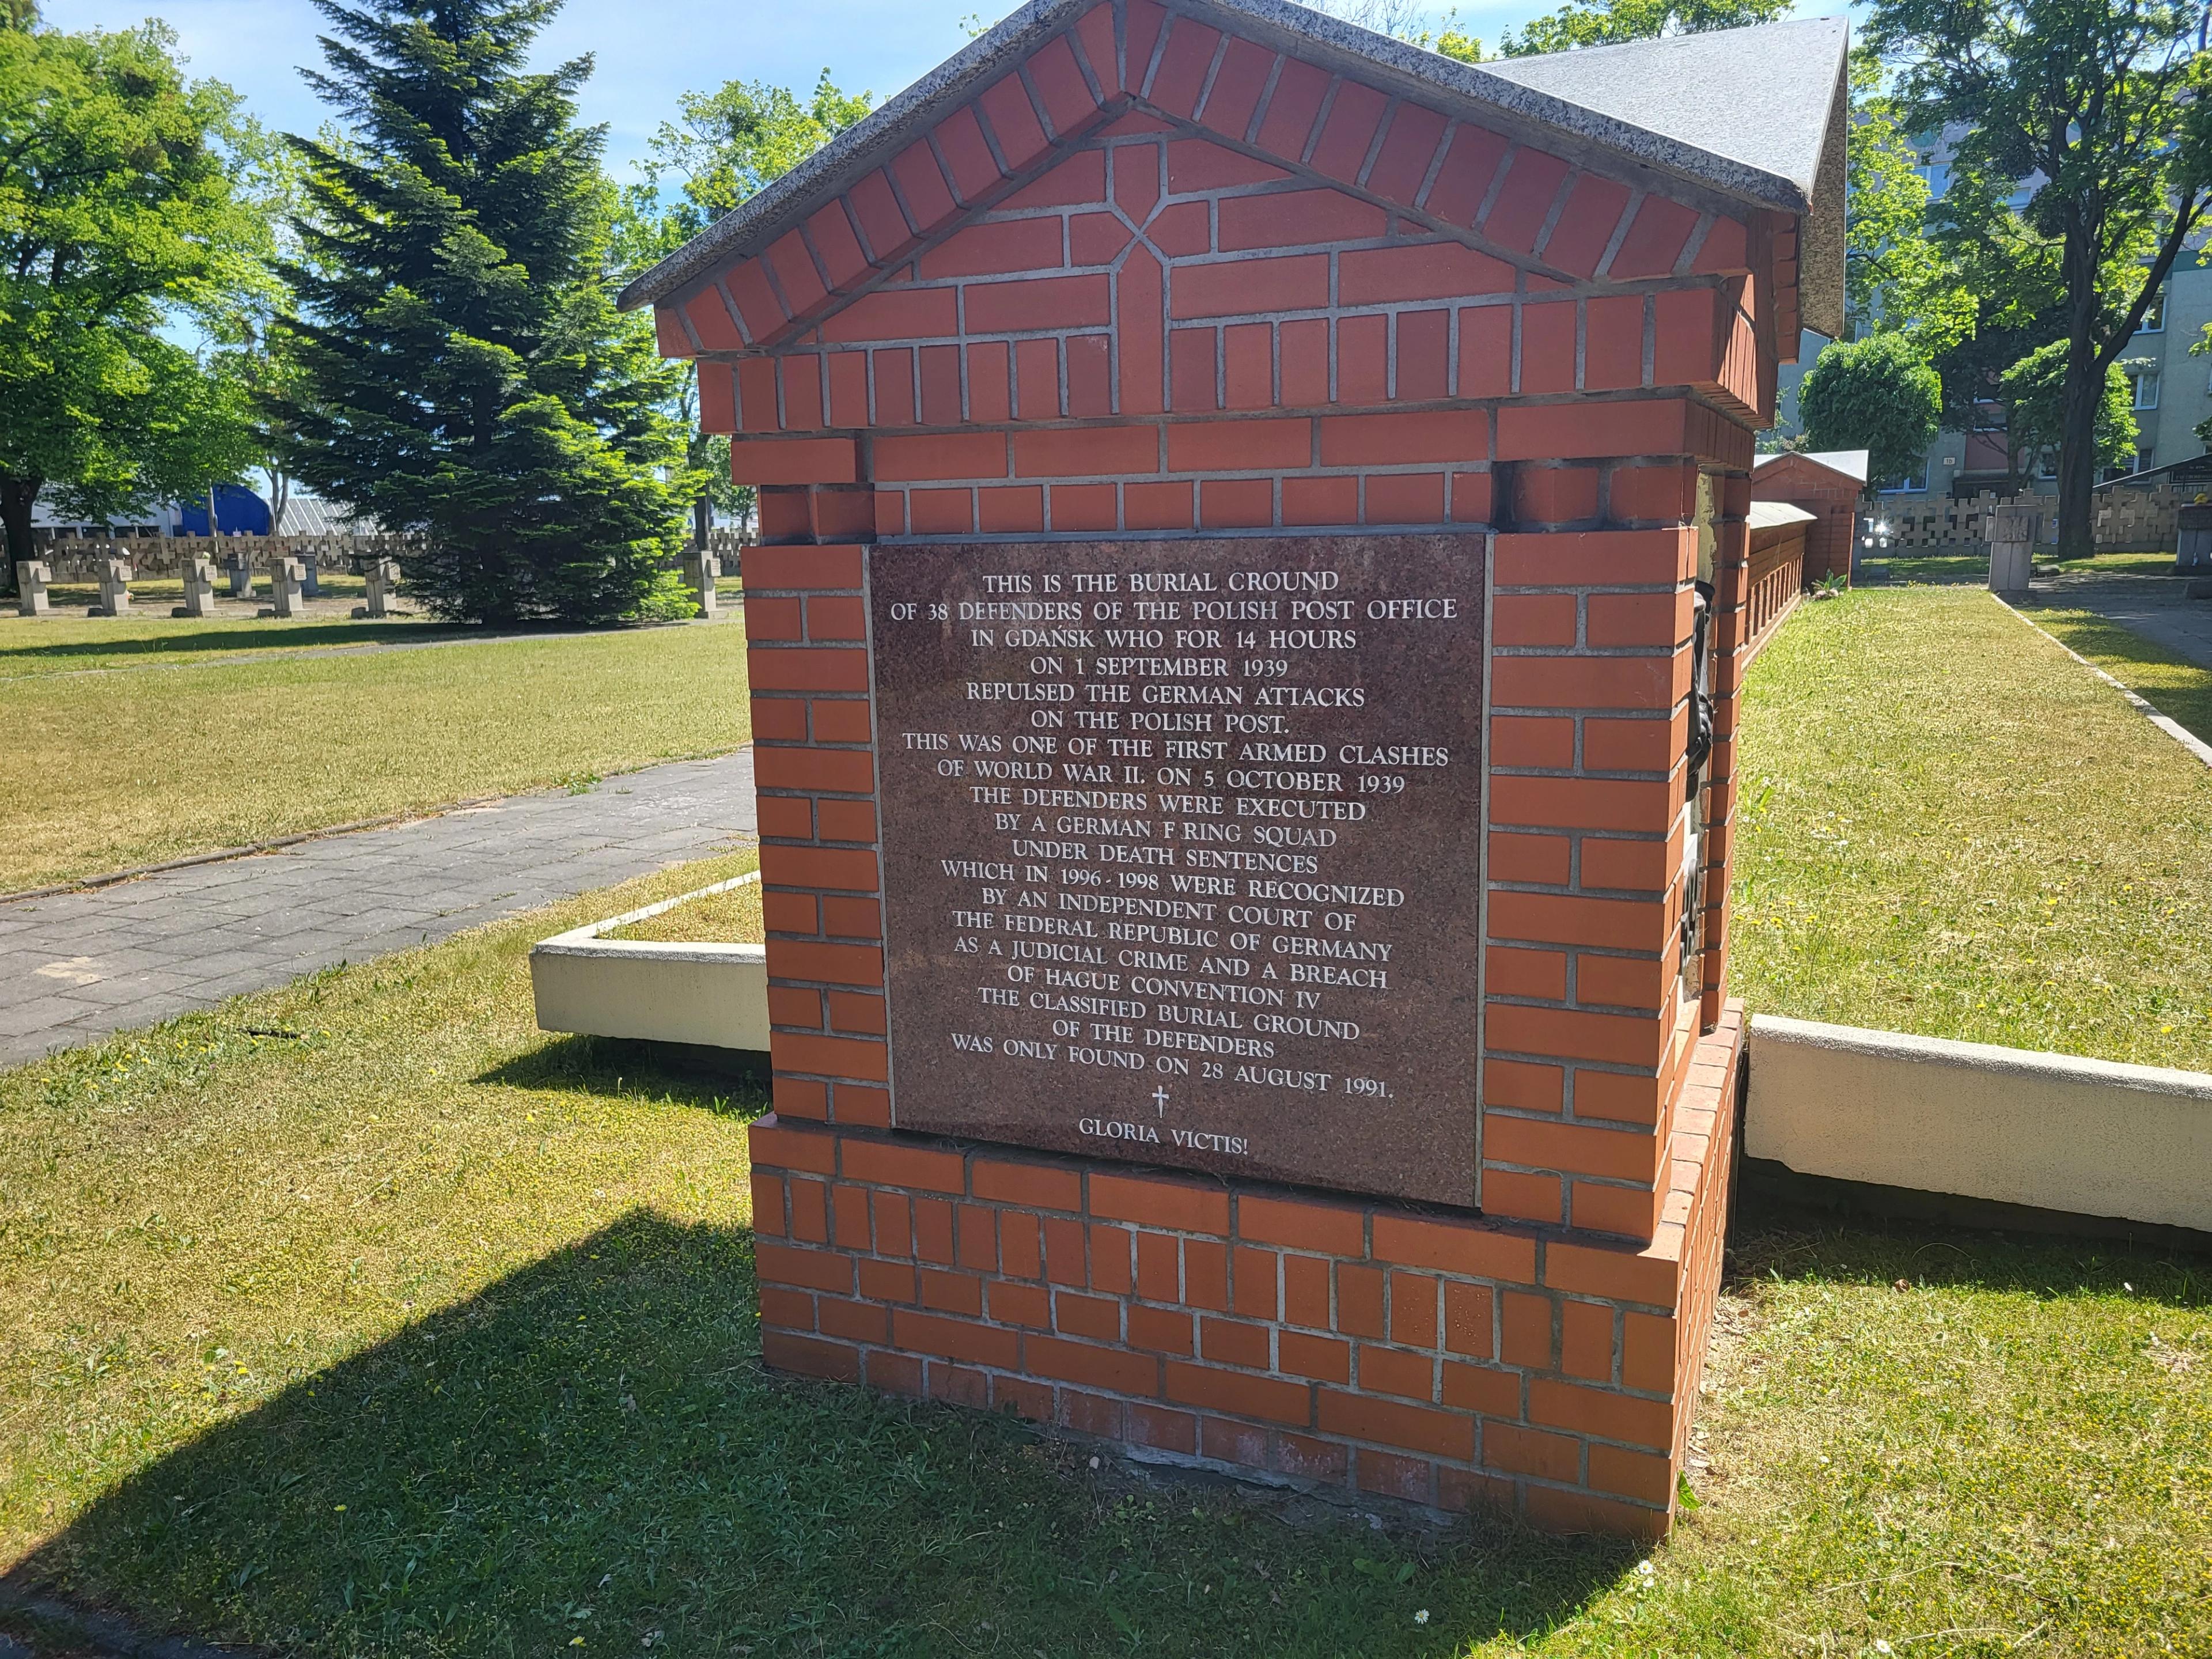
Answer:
(1499, 0, 1792, 57)
(1843, 48, 1972, 351)
(1999, 341, 2138, 474)
(642, 71, 870, 241)
(622, 70, 869, 544)
(275, 0, 689, 626)
(0, 20, 262, 566)
(1868, 0, 2212, 550)
(1797, 334, 1942, 488)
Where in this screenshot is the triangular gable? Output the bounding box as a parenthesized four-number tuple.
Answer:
(625, 2, 1845, 359)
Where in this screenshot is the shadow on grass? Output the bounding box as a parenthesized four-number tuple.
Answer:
(0, 621, 479, 664)
(1732, 1190, 2212, 1296)
(476, 1033, 772, 1114)
(10, 1210, 1635, 1658)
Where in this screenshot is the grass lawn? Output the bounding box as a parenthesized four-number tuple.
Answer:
(2030, 607, 2212, 747)
(1861, 550, 2178, 584)
(605, 865, 764, 943)
(0, 618, 749, 893)
(2, 858, 2205, 1656)
(1730, 586, 2212, 1072)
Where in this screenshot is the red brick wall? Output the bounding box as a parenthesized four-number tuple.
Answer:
(660, 0, 1790, 1535)
(749, 1005, 1743, 1536)
(1751, 454, 1859, 584)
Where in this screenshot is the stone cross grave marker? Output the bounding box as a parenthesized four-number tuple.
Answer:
(14, 561, 49, 618)
(93, 556, 132, 617)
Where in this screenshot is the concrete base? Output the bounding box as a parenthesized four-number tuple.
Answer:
(1746, 1014, 2212, 1233)
(530, 873, 768, 1052)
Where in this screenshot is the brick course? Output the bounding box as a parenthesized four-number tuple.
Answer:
(751, 1003, 1741, 1535)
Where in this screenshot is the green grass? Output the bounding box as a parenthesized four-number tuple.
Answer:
(1, 612, 488, 679)
(2, 860, 2205, 1656)
(1731, 586, 2212, 1071)
(2032, 607, 2212, 747)
(1861, 550, 2179, 584)
(0, 619, 749, 892)
(605, 862, 764, 943)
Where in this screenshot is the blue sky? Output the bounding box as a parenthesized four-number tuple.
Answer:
(41, 0, 1831, 183)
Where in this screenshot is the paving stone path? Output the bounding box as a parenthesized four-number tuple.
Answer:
(0, 749, 756, 1067)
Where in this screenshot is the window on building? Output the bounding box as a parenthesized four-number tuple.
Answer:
(2139, 289, 2166, 333)
(2134, 370, 2161, 410)
(1879, 464, 1929, 494)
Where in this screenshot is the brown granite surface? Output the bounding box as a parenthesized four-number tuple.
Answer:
(870, 536, 1486, 1207)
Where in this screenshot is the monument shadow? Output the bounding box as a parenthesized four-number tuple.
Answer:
(14, 1210, 1638, 1657)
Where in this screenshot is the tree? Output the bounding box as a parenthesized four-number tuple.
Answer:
(207, 116, 313, 533)
(1998, 342, 2139, 478)
(1798, 332, 1944, 488)
(1842, 48, 1973, 351)
(0, 20, 261, 574)
(1868, 0, 2212, 555)
(1499, 0, 1793, 56)
(643, 73, 870, 238)
(624, 71, 870, 550)
(275, 0, 690, 626)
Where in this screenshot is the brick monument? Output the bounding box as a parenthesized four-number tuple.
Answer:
(621, 0, 1847, 1536)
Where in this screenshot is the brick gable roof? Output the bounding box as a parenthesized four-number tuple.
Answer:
(618, 2, 1846, 341)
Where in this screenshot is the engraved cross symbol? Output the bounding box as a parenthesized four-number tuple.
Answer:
(1150, 1085, 1171, 1116)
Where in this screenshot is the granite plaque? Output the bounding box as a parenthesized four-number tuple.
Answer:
(871, 536, 1487, 1207)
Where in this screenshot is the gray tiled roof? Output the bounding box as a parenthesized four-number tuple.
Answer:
(617, 0, 1847, 334)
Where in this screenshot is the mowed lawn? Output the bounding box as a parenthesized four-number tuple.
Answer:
(1730, 586, 2212, 1072)
(0, 617, 751, 892)
(3, 859, 2207, 1657)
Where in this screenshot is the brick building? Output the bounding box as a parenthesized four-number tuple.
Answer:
(621, 0, 1847, 1536)
(1751, 448, 1864, 584)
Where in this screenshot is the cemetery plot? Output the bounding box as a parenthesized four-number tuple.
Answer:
(872, 536, 1485, 1206)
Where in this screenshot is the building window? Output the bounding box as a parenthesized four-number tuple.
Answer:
(2134, 370, 2161, 411)
(2138, 289, 2166, 334)
(1879, 464, 1929, 494)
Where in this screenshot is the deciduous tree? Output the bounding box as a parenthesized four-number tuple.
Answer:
(1799, 332, 1944, 488)
(1869, 0, 2212, 553)
(0, 20, 259, 575)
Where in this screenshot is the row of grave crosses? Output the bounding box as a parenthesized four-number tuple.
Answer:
(12, 554, 403, 621)
(13, 550, 724, 622)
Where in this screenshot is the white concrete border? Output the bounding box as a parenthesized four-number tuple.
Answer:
(529, 872, 769, 1052)
(1747, 1013, 2212, 1232)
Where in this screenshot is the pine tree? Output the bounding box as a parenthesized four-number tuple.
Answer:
(276, 0, 688, 625)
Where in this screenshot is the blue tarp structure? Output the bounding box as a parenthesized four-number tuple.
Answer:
(177, 484, 272, 537)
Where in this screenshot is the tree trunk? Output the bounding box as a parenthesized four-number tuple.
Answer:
(0, 476, 39, 592)
(266, 465, 290, 535)
(2053, 222, 2104, 558)
(693, 493, 711, 551)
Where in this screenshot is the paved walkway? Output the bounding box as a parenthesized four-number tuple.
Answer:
(0, 750, 756, 1067)
(2028, 572, 2212, 669)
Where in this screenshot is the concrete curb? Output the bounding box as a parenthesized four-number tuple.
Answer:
(530, 872, 771, 1051)
(1746, 1013, 2212, 1233)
